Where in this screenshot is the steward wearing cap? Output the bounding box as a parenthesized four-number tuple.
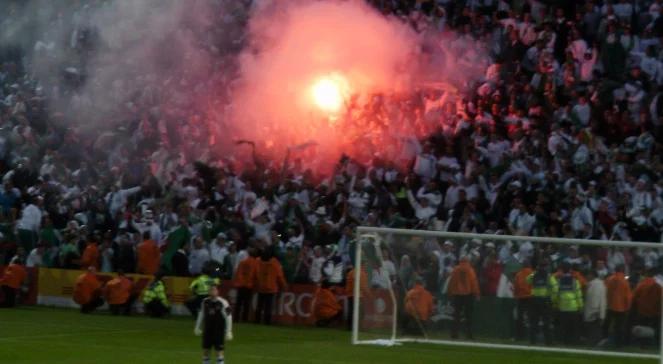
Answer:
(143, 272, 170, 318)
(526, 259, 557, 345)
(554, 262, 583, 345)
(186, 264, 220, 318)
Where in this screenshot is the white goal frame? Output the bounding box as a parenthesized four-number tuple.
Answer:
(353, 226, 663, 363)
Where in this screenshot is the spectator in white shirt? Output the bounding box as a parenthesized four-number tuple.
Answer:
(583, 270, 607, 345)
(209, 232, 229, 266)
(188, 237, 210, 276)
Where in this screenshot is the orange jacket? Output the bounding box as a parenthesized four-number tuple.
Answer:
(605, 272, 632, 312)
(313, 287, 341, 320)
(104, 276, 133, 305)
(513, 267, 534, 299)
(235, 257, 258, 289)
(80, 243, 100, 270)
(73, 272, 102, 305)
(632, 277, 661, 317)
(255, 258, 286, 294)
(405, 283, 434, 321)
(0, 263, 27, 289)
(136, 240, 161, 275)
(447, 261, 480, 297)
(345, 268, 369, 297)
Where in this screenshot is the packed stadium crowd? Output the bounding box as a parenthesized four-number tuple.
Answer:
(0, 0, 663, 348)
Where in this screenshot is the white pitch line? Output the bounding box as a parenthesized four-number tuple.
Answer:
(0, 329, 145, 341)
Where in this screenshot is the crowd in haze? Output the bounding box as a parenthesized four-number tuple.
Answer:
(0, 0, 662, 337)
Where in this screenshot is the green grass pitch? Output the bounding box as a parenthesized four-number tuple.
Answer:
(0, 307, 656, 363)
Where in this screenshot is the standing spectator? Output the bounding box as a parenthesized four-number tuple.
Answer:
(583, 270, 607, 345)
(80, 236, 100, 270)
(447, 256, 480, 340)
(603, 265, 632, 347)
(15, 196, 42, 252)
(136, 231, 160, 275)
(189, 237, 211, 276)
(209, 233, 229, 268)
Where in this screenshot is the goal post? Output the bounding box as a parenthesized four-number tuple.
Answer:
(353, 226, 662, 362)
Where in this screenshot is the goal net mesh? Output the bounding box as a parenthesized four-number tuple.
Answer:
(353, 228, 661, 359)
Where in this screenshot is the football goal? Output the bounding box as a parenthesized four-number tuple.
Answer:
(352, 227, 662, 363)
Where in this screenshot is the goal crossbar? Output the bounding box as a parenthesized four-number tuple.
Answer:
(353, 226, 663, 362)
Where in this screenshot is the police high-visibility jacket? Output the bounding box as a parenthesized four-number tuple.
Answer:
(0, 263, 27, 289)
(73, 272, 102, 305)
(345, 268, 369, 297)
(313, 287, 341, 320)
(190, 274, 219, 296)
(554, 273, 583, 312)
(447, 260, 480, 297)
(104, 276, 133, 305)
(255, 257, 287, 294)
(527, 271, 558, 298)
(136, 239, 161, 275)
(554, 270, 587, 290)
(632, 277, 661, 318)
(80, 242, 100, 270)
(513, 267, 534, 299)
(235, 257, 258, 290)
(143, 280, 170, 306)
(405, 283, 434, 321)
(605, 272, 632, 312)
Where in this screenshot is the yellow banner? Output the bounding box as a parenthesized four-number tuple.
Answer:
(37, 268, 194, 304)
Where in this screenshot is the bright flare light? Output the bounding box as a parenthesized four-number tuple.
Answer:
(311, 75, 347, 113)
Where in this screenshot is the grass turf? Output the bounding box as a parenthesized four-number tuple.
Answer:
(0, 306, 657, 364)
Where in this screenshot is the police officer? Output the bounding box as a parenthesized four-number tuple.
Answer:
(187, 265, 220, 318)
(555, 261, 583, 345)
(527, 259, 557, 345)
(143, 272, 170, 318)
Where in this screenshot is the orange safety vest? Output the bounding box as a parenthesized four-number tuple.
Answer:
(73, 272, 102, 305)
(235, 257, 258, 289)
(137, 240, 161, 275)
(405, 284, 434, 321)
(104, 276, 133, 305)
(605, 272, 632, 312)
(255, 258, 286, 294)
(0, 264, 27, 289)
(447, 261, 480, 297)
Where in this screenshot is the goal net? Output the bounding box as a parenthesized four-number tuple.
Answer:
(352, 227, 662, 362)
